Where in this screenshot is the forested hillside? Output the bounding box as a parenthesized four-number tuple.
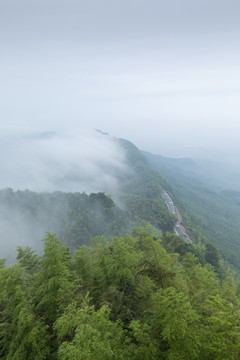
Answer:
(0, 137, 177, 264)
(117, 138, 177, 232)
(143, 151, 240, 271)
(0, 189, 130, 259)
(1, 136, 239, 359)
(0, 229, 239, 360)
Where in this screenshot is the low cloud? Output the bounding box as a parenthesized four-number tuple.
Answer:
(0, 129, 130, 264)
(0, 129, 129, 193)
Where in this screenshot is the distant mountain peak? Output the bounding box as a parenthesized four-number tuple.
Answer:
(95, 129, 110, 136)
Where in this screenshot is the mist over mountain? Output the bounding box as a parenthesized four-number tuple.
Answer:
(1, 129, 240, 274)
(143, 149, 240, 270)
(0, 129, 130, 194)
(2, 1, 240, 357)
(0, 132, 178, 264)
(0, 130, 133, 263)
(142, 150, 240, 192)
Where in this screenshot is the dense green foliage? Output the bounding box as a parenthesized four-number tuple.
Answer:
(143, 151, 240, 271)
(171, 182, 240, 271)
(1, 136, 238, 358)
(0, 139, 177, 263)
(0, 185, 175, 262)
(0, 229, 239, 359)
(118, 139, 177, 232)
(0, 189, 132, 257)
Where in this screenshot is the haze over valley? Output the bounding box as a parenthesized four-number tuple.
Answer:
(1, 1, 240, 358)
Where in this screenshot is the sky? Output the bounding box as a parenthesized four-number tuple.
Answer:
(1, 0, 240, 260)
(1, 0, 240, 161)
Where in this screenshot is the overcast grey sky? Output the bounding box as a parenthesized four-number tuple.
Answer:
(1, 0, 240, 160)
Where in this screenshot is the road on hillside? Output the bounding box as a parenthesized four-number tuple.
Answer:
(161, 189, 176, 214)
(161, 188, 192, 243)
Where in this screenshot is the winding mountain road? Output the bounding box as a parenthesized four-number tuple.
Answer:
(161, 189, 193, 243)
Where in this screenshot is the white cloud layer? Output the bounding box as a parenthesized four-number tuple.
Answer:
(0, 0, 240, 161)
(0, 130, 129, 193)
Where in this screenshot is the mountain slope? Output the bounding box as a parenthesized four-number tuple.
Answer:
(0, 136, 178, 263)
(143, 151, 240, 270)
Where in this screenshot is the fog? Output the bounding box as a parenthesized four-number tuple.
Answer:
(0, 201, 50, 264)
(0, 129, 129, 193)
(1, 0, 240, 164)
(1, 0, 240, 262)
(0, 129, 131, 263)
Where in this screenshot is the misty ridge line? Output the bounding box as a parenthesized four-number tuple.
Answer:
(0, 130, 174, 266)
(1, 128, 239, 268)
(0, 130, 131, 193)
(0, 130, 136, 265)
(0, 188, 131, 266)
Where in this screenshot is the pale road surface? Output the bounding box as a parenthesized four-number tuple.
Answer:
(161, 189, 193, 243)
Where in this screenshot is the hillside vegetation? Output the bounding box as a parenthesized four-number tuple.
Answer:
(0, 138, 177, 263)
(0, 136, 239, 359)
(0, 229, 239, 360)
(143, 151, 240, 271)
